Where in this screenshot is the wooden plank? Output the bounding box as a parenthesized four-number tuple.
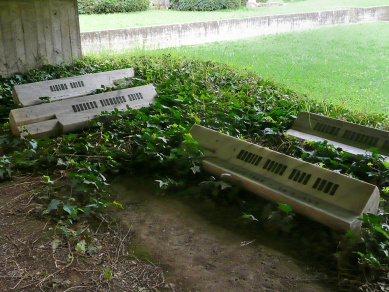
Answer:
(9, 1, 25, 73)
(0, 2, 7, 76)
(10, 84, 157, 137)
(57, 0, 72, 63)
(49, 0, 63, 64)
(13, 68, 135, 106)
(286, 112, 389, 158)
(189, 125, 379, 231)
(33, 0, 48, 67)
(67, 0, 82, 58)
(20, 0, 38, 70)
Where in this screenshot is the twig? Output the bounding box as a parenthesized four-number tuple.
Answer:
(0, 191, 30, 211)
(10, 277, 24, 290)
(114, 224, 133, 264)
(95, 220, 104, 235)
(63, 285, 92, 292)
(72, 268, 98, 272)
(28, 241, 74, 290)
(56, 153, 110, 159)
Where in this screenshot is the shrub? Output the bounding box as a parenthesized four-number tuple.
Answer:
(77, 0, 149, 14)
(78, 0, 96, 14)
(170, 0, 241, 11)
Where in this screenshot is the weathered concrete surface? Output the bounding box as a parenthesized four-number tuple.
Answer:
(0, 0, 82, 77)
(189, 125, 380, 231)
(81, 6, 389, 53)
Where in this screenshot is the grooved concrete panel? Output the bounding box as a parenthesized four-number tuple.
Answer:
(0, 0, 82, 77)
(81, 6, 389, 53)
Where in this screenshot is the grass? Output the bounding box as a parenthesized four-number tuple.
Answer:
(79, 0, 389, 31)
(129, 22, 389, 115)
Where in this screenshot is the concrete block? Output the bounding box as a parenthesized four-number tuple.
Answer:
(190, 124, 379, 231)
(286, 112, 389, 159)
(10, 84, 156, 138)
(13, 68, 135, 107)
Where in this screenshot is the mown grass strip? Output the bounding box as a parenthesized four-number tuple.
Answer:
(145, 22, 389, 115)
(79, 0, 389, 31)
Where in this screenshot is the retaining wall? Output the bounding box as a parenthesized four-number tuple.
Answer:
(81, 6, 389, 53)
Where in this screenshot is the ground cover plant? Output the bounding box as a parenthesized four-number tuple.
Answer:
(149, 22, 389, 115)
(78, 0, 389, 31)
(2, 54, 389, 290)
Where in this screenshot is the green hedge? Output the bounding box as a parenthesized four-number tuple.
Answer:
(170, 0, 241, 11)
(78, 0, 149, 14)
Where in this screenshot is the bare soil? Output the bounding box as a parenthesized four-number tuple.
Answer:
(0, 174, 362, 291)
(111, 176, 342, 292)
(0, 176, 172, 292)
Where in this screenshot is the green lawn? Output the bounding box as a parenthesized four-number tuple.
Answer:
(79, 0, 389, 32)
(141, 22, 389, 115)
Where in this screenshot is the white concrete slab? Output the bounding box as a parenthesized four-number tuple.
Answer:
(190, 124, 379, 231)
(13, 68, 135, 107)
(286, 112, 389, 159)
(10, 84, 156, 138)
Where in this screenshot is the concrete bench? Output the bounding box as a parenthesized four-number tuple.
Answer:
(286, 112, 389, 159)
(10, 84, 156, 138)
(13, 68, 135, 107)
(189, 125, 379, 231)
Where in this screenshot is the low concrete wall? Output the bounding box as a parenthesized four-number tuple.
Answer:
(81, 6, 389, 53)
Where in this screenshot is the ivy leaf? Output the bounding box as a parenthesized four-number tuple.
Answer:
(375, 226, 389, 239)
(29, 140, 37, 150)
(263, 128, 276, 135)
(57, 158, 68, 166)
(104, 267, 112, 279)
(42, 175, 54, 184)
(63, 204, 76, 215)
(278, 203, 293, 214)
(113, 201, 124, 209)
(75, 184, 89, 192)
(345, 230, 359, 241)
(155, 180, 169, 188)
(241, 213, 258, 221)
(47, 199, 61, 212)
(190, 165, 200, 174)
(158, 136, 168, 143)
(75, 240, 86, 253)
(217, 181, 231, 190)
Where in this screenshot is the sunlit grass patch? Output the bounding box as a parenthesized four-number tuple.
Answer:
(145, 22, 389, 115)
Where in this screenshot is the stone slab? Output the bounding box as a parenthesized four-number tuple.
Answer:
(13, 68, 135, 107)
(10, 84, 156, 138)
(286, 112, 389, 159)
(190, 124, 379, 231)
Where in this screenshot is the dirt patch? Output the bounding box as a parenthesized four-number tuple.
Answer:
(0, 176, 172, 292)
(1, 174, 368, 291)
(112, 176, 342, 292)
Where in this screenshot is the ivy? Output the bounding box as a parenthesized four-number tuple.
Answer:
(2, 54, 389, 281)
